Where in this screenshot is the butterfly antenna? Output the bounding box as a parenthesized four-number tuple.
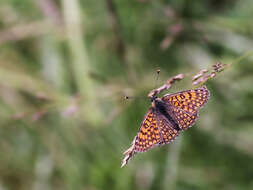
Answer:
(124, 96, 133, 100)
(123, 69, 161, 101)
(155, 68, 160, 88)
(124, 95, 148, 101)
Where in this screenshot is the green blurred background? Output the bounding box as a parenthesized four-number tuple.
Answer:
(0, 0, 253, 189)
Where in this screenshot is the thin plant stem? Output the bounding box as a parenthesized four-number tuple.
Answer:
(194, 50, 253, 88)
(62, 0, 103, 125)
(231, 50, 253, 65)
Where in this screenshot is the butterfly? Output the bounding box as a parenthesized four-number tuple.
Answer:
(133, 86, 210, 152)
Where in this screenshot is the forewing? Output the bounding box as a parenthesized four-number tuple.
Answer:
(134, 108, 161, 152)
(162, 86, 210, 115)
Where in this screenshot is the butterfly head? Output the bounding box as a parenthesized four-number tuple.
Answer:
(150, 95, 157, 103)
(150, 96, 164, 108)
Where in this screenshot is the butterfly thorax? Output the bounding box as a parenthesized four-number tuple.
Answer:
(151, 97, 165, 109)
(151, 97, 167, 114)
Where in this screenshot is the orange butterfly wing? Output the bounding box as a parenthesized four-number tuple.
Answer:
(155, 112, 180, 145)
(170, 107, 198, 130)
(134, 108, 181, 152)
(162, 86, 210, 114)
(162, 86, 210, 130)
(134, 109, 161, 152)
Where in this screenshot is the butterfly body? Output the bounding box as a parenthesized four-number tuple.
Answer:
(134, 86, 210, 153)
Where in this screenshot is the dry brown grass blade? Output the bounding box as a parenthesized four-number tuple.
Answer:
(148, 73, 184, 98)
(121, 136, 137, 168)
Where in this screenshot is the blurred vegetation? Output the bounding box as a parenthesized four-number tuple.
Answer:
(0, 0, 253, 190)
